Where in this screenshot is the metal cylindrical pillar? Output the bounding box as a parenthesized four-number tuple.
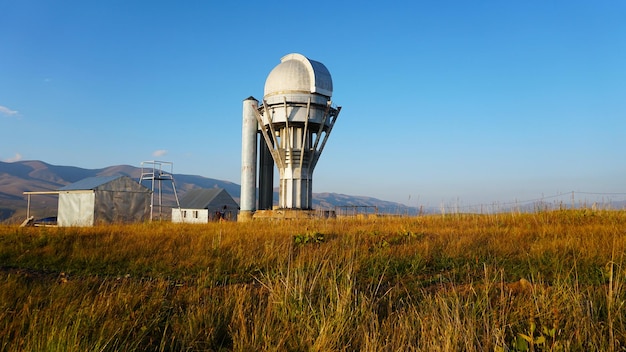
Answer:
(240, 97, 258, 220)
(258, 137, 274, 210)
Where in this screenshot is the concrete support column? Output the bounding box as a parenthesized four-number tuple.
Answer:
(258, 137, 274, 210)
(240, 97, 258, 221)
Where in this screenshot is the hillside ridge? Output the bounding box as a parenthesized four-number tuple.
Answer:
(0, 160, 414, 222)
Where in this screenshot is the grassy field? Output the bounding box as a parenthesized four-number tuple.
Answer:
(1, 209, 625, 351)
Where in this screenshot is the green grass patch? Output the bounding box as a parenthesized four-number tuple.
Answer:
(1, 210, 626, 350)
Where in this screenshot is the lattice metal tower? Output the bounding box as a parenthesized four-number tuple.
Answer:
(139, 160, 181, 221)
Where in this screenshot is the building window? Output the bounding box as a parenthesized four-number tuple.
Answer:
(193, 210, 198, 219)
(182, 210, 187, 218)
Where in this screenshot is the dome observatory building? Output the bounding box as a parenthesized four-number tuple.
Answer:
(240, 53, 341, 221)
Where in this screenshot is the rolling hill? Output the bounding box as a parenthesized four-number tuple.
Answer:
(0, 160, 417, 223)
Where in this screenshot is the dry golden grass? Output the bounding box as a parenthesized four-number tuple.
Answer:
(0, 209, 625, 351)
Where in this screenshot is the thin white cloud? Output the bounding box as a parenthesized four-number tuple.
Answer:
(4, 153, 23, 162)
(0, 105, 19, 117)
(152, 149, 167, 157)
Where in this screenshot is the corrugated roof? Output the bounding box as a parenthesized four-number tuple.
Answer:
(59, 175, 123, 191)
(179, 188, 225, 209)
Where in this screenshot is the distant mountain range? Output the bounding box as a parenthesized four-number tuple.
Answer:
(0, 160, 418, 223)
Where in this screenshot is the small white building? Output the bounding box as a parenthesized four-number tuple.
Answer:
(172, 188, 239, 223)
(57, 175, 151, 226)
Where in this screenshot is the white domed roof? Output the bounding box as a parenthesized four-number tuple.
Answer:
(264, 53, 333, 98)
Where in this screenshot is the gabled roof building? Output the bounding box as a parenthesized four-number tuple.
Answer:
(58, 175, 151, 226)
(172, 188, 239, 223)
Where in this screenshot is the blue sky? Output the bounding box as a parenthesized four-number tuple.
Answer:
(1, 1, 625, 207)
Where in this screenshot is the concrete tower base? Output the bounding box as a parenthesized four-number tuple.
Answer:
(237, 211, 255, 222)
(252, 209, 336, 220)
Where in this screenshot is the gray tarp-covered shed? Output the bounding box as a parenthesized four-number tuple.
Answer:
(172, 188, 239, 223)
(58, 175, 151, 226)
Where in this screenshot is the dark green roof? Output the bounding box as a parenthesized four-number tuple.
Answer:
(179, 188, 235, 209)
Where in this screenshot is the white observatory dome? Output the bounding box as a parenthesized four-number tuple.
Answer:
(264, 53, 333, 98)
